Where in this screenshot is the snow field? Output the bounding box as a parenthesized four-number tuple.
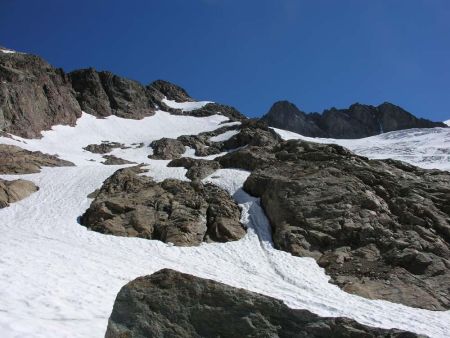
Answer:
(1, 111, 450, 337)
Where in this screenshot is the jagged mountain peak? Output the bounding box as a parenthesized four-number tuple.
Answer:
(263, 99, 446, 139)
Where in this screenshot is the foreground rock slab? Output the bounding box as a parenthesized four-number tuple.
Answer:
(106, 269, 421, 338)
(0, 144, 74, 174)
(80, 166, 245, 246)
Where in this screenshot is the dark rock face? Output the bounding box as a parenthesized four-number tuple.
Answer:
(149, 79, 192, 102)
(168, 157, 220, 180)
(262, 100, 447, 139)
(106, 269, 420, 338)
(0, 144, 74, 174)
(0, 51, 82, 138)
(222, 119, 282, 150)
(83, 141, 127, 154)
(80, 166, 245, 246)
(220, 137, 450, 310)
(69, 69, 155, 118)
(148, 138, 186, 160)
(0, 178, 38, 208)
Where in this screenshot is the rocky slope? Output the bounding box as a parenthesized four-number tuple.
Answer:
(0, 48, 245, 138)
(106, 269, 421, 338)
(80, 166, 245, 245)
(216, 122, 450, 310)
(262, 100, 447, 139)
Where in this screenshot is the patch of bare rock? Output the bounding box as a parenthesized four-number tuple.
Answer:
(79, 166, 245, 246)
(101, 155, 135, 165)
(0, 178, 38, 208)
(105, 269, 421, 338)
(0, 144, 74, 174)
(83, 141, 128, 154)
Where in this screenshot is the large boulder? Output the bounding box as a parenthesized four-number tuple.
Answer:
(105, 269, 421, 338)
(0, 178, 38, 208)
(148, 138, 186, 160)
(219, 139, 450, 310)
(0, 144, 74, 174)
(80, 166, 245, 246)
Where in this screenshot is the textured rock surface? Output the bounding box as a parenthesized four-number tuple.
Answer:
(219, 132, 450, 310)
(262, 100, 447, 139)
(168, 157, 220, 180)
(101, 155, 135, 165)
(69, 69, 155, 118)
(105, 269, 421, 338)
(80, 166, 245, 246)
(0, 178, 38, 208)
(148, 138, 186, 160)
(0, 144, 74, 174)
(0, 50, 81, 138)
(83, 141, 127, 154)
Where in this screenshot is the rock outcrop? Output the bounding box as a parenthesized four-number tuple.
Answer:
(148, 138, 186, 160)
(0, 144, 74, 174)
(168, 157, 221, 180)
(106, 269, 421, 338)
(83, 141, 127, 154)
(218, 126, 450, 310)
(262, 100, 447, 139)
(0, 50, 82, 138)
(101, 155, 135, 165)
(80, 166, 245, 246)
(0, 178, 38, 208)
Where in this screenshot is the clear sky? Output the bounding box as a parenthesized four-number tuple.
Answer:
(1, 0, 449, 120)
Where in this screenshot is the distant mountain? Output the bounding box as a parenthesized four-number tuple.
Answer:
(445, 119, 450, 126)
(262, 100, 447, 139)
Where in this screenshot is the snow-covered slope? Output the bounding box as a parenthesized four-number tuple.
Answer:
(275, 127, 450, 171)
(1, 111, 450, 338)
(445, 119, 450, 126)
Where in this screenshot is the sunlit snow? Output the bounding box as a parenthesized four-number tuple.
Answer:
(1, 112, 450, 338)
(161, 98, 211, 111)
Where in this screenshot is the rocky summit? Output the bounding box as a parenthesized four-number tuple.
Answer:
(80, 166, 245, 246)
(262, 100, 447, 139)
(106, 269, 421, 338)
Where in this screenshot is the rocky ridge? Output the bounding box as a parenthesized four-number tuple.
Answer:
(0, 48, 245, 138)
(262, 100, 447, 139)
(106, 269, 421, 338)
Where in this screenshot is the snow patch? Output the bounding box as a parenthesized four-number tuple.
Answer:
(162, 98, 211, 111)
(0, 48, 16, 54)
(209, 129, 239, 142)
(274, 127, 450, 171)
(444, 119, 450, 127)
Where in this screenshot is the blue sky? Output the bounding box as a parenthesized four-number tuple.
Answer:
(1, 0, 449, 120)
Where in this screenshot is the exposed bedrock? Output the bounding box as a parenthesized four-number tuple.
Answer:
(105, 269, 421, 338)
(148, 138, 186, 160)
(217, 123, 450, 310)
(168, 157, 221, 180)
(79, 166, 245, 246)
(0, 144, 74, 174)
(0, 51, 82, 138)
(0, 178, 38, 208)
